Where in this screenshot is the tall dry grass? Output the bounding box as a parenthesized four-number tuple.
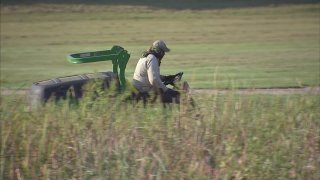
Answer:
(1, 88, 319, 179)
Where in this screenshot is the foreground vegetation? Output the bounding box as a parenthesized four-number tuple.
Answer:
(1, 89, 319, 179)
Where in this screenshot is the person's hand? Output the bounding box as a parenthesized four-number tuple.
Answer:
(175, 72, 183, 80)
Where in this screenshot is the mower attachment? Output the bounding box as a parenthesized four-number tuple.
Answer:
(67, 45, 130, 89)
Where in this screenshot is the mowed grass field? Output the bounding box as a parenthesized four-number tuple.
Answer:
(1, 3, 320, 179)
(1, 3, 319, 89)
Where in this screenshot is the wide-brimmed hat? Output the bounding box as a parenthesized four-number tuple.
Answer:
(152, 40, 170, 52)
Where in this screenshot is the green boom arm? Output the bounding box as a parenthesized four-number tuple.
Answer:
(67, 45, 130, 89)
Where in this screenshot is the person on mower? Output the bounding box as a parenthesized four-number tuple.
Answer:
(132, 40, 180, 105)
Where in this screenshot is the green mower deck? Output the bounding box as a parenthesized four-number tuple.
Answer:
(67, 45, 130, 89)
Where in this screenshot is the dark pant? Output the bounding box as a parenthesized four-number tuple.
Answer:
(132, 88, 180, 107)
(133, 91, 149, 107)
(161, 88, 180, 104)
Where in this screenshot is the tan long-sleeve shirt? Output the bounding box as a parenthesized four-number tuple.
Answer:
(132, 54, 168, 93)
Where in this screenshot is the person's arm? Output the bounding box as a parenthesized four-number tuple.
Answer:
(147, 56, 168, 92)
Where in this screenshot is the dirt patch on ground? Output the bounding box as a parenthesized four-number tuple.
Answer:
(1, 89, 29, 96)
(1, 86, 320, 96)
(191, 86, 320, 95)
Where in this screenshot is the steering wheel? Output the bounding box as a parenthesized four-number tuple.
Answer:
(162, 72, 183, 86)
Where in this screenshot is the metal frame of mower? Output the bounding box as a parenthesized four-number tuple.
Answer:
(68, 45, 130, 89)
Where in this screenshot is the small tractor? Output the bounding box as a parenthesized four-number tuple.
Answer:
(28, 45, 189, 108)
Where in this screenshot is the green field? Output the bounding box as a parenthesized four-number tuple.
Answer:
(1, 2, 320, 179)
(1, 3, 319, 89)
